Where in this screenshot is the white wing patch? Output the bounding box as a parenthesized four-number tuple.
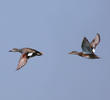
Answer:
(28, 53, 33, 56)
(92, 48, 95, 53)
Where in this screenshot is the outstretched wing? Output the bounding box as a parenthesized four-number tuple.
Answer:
(90, 33, 100, 49)
(81, 37, 93, 54)
(16, 54, 28, 70)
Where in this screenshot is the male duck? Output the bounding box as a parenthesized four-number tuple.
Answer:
(69, 33, 100, 59)
(9, 48, 43, 70)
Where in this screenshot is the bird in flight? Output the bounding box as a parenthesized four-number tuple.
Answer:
(69, 33, 100, 59)
(9, 48, 43, 70)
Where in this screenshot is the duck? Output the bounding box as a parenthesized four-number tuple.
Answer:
(9, 48, 43, 70)
(69, 33, 100, 59)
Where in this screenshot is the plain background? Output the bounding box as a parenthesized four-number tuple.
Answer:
(0, 0, 110, 100)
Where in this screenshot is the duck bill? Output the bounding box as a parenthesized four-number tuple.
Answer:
(8, 49, 16, 52)
(9, 50, 13, 52)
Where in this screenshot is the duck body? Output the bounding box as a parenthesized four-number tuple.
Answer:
(69, 33, 100, 59)
(69, 51, 99, 59)
(9, 48, 43, 57)
(9, 48, 43, 70)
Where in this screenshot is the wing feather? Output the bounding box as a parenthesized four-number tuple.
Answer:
(16, 54, 28, 70)
(90, 33, 100, 49)
(81, 37, 93, 54)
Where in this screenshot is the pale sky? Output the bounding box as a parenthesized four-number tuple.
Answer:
(0, 0, 110, 100)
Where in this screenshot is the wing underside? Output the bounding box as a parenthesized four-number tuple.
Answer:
(90, 33, 100, 49)
(16, 54, 28, 70)
(81, 37, 93, 54)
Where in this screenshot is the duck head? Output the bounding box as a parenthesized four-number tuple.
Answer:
(68, 51, 79, 55)
(9, 48, 21, 52)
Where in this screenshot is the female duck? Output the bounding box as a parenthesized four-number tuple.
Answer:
(69, 33, 100, 59)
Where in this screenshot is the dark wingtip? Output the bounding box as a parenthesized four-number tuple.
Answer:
(97, 33, 100, 35)
(16, 68, 20, 71)
(96, 32, 100, 37)
(97, 33, 100, 37)
(83, 37, 88, 40)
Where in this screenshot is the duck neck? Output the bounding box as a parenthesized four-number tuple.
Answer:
(18, 49, 22, 53)
(14, 48, 22, 53)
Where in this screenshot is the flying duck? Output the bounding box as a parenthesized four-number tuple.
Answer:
(9, 48, 43, 70)
(69, 33, 100, 59)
